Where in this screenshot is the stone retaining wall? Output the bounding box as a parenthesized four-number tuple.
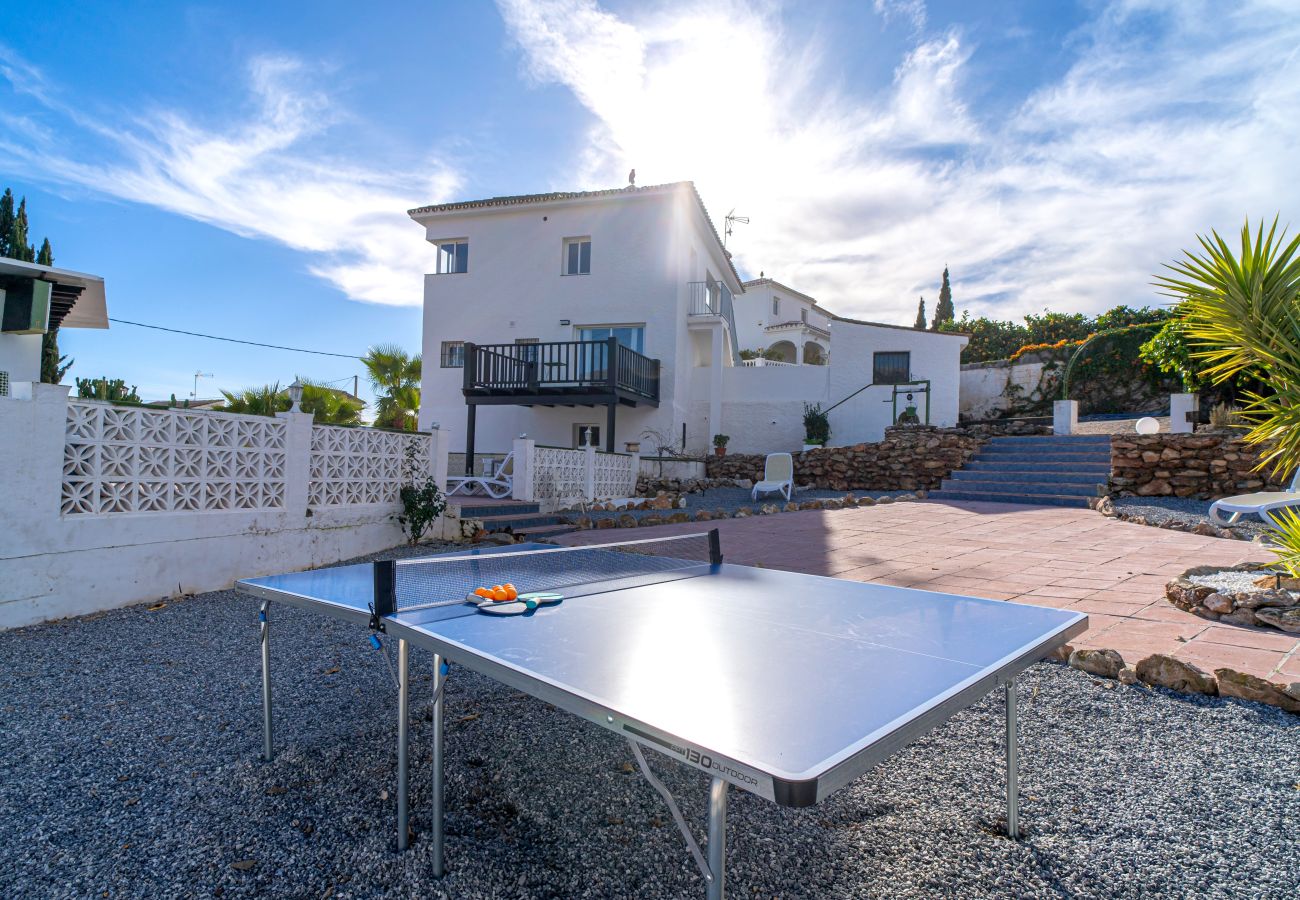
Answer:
(706, 426, 985, 492)
(1110, 432, 1285, 499)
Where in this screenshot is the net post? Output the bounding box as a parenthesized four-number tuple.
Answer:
(708, 529, 723, 566)
(372, 559, 396, 631)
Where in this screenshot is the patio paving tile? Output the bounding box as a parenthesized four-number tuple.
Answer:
(1174, 642, 1288, 676)
(1192, 625, 1300, 653)
(558, 499, 1284, 679)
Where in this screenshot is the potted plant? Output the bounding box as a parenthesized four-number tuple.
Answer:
(802, 402, 830, 451)
(712, 434, 730, 457)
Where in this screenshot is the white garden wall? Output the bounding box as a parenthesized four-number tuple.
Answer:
(960, 359, 1048, 419)
(0, 385, 457, 629)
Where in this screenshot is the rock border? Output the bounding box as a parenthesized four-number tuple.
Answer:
(1165, 564, 1300, 632)
(1091, 495, 1255, 541)
(1050, 643, 1300, 714)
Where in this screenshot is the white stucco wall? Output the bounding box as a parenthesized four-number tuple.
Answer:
(0, 333, 40, 387)
(960, 360, 1046, 419)
(825, 320, 967, 445)
(0, 386, 459, 630)
(414, 185, 740, 459)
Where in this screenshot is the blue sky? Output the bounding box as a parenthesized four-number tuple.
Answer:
(2, 0, 1298, 406)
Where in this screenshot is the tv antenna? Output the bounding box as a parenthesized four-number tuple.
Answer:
(724, 209, 749, 247)
(192, 371, 213, 400)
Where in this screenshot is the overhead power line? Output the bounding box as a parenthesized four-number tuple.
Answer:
(107, 318, 363, 359)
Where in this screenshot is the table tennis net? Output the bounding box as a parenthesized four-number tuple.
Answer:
(378, 531, 721, 613)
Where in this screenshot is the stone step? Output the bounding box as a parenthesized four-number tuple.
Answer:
(948, 469, 1107, 486)
(939, 479, 1103, 498)
(973, 450, 1111, 464)
(455, 502, 541, 518)
(965, 459, 1111, 474)
(927, 489, 1093, 508)
(475, 513, 565, 532)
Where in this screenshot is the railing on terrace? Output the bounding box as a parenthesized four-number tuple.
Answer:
(464, 338, 659, 402)
(740, 358, 798, 367)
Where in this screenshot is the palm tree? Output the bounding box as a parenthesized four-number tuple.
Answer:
(363, 344, 422, 430)
(217, 380, 363, 426)
(1157, 216, 1300, 571)
(219, 383, 284, 416)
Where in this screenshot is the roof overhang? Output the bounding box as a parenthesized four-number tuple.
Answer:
(0, 258, 108, 329)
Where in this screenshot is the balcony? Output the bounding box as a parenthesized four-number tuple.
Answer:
(463, 339, 660, 407)
(686, 281, 741, 365)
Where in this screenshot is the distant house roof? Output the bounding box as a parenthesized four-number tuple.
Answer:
(832, 314, 970, 338)
(0, 258, 108, 329)
(741, 277, 821, 307)
(408, 181, 741, 287)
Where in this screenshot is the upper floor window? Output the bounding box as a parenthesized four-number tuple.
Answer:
(440, 341, 465, 367)
(800, 308, 808, 324)
(563, 237, 591, 275)
(436, 240, 468, 275)
(873, 351, 911, 384)
(772, 297, 780, 317)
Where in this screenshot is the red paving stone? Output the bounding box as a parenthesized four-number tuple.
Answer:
(557, 499, 1300, 685)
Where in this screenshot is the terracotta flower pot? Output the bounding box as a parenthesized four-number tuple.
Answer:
(714, 446, 727, 457)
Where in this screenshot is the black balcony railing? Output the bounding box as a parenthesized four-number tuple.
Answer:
(463, 338, 660, 402)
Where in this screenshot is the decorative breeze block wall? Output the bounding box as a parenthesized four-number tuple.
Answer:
(308, 425, 431, 507)
(61, 401, 287, 516)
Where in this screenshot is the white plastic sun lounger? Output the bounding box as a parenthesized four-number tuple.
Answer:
(1209, 469, 1300, 526)
(447, 452, 515, 499)
(752, 452, 794, 502)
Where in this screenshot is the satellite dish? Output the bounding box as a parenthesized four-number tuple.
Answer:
(1135, 417, 1160, 435)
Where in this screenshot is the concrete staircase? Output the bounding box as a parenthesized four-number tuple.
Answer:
(928, 435, 1111, 508)
(454, 500, 577, 540)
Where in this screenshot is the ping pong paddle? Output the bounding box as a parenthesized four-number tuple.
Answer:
(473, 592, 564, 616)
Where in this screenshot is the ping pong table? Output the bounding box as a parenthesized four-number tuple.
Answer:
(238, 531, 1086, 899)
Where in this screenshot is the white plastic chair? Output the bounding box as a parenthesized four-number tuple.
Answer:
(1209, 468, 1300, 526)
(751, 452, 794, 502)
(447, 452, 515, 499)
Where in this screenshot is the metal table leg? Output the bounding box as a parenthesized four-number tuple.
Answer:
(707, 777, 727, 900)
(431, 652, 446, 877)
(397, 638, 410, 851)
(1005, 676, 1019, 839)
(259, 600, 272, 762)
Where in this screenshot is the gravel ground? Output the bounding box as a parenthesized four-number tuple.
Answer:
(1188, 571, 1269, 593)
(581, 486, 915, 523)
(1112, 496, 1271, 540)
(3, 545, 1299, 900)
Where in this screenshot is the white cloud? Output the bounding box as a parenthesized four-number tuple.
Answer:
(497, 0, 1300, 324)
(0, 51, 457, 306)
(873, 0, 927, 32)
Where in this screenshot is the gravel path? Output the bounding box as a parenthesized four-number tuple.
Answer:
(1112, 496, 1271, 540)
(2, 545, 1298, 899)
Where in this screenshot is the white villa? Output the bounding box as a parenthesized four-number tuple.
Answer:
(0, 258, 108, 395)
(733, 277, 833, 366)
(410, 181, 966, 468)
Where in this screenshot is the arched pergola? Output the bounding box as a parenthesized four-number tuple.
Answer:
(766, 340, 798, 363)
(802, 341, 827, 365)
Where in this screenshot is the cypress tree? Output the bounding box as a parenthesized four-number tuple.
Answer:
(0, 189, 14, 257)
(931, 266, 954, 330)
(0, 188, 70, 383)
(913, 297, 926, 330)
(9, 196, 35, 261)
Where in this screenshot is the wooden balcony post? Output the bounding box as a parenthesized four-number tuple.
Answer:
(463, 342, 477, 392)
